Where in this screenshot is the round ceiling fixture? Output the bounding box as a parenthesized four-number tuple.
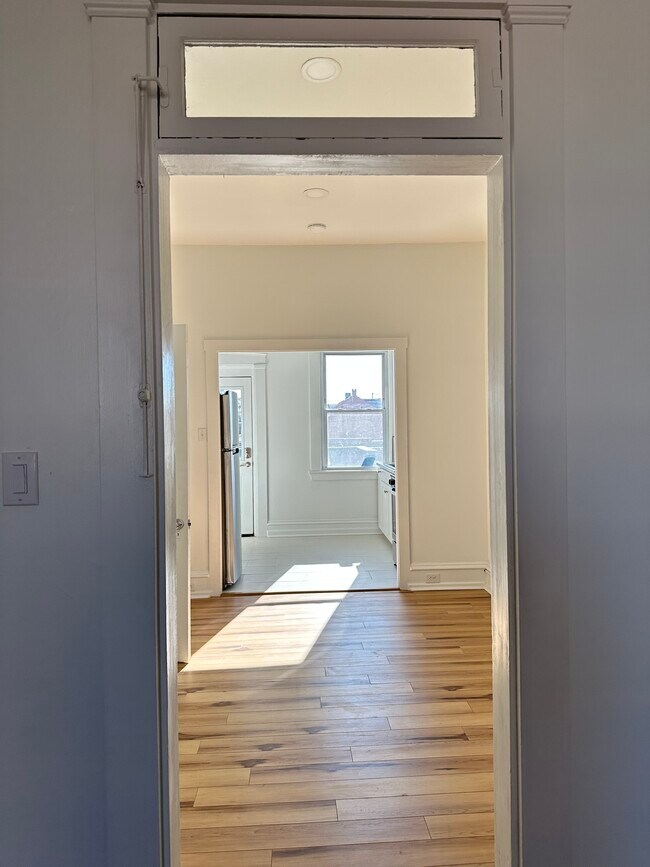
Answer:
(301, 57, 342, 83)
(307, 223, 327, 234)
(303, 187, 330, 199)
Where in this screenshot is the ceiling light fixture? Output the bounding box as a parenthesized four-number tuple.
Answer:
(301, 57, 342, 83)
(307, 223, 327, 234)
(303, 187, 330, 199)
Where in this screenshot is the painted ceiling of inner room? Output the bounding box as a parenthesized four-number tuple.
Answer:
(170, 175, 488, 246)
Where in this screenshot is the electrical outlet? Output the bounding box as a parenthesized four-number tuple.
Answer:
(425, 573, 441, 584)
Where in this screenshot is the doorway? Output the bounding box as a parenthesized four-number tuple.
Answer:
(162, 157, 505, 864)
(219, 374, 255, 536)
(217, 346, 400, 595)
(159, 150, 508, 867)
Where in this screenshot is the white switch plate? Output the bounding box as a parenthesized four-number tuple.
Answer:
(3, 451, 39, 505)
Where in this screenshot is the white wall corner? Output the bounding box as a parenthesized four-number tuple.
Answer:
(84, 0, 154, 18)
(408, 562, 491, 592)
(503, 4, 572, 29)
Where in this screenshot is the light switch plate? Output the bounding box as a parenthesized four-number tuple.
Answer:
(3, 452, 39, 505)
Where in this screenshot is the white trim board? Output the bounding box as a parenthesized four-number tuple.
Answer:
(409, 562, 491, 592)
(156, 152, 513, 867)
(267, 519, 381, 537)
(218, 353, 269, 539)
(190, 570, 211, 597)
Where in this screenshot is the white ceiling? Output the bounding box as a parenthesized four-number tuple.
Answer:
(170, 175, 487, 247)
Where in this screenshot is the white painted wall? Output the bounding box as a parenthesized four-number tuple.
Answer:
(172, 242, 490, 580)
(265, 351, 378, 533)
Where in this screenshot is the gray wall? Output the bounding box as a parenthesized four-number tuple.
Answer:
(0, 2, 161, 865)
(564, 0, 650, 863)
(0, 2, 107, 863)
(0, 1, 648, 865)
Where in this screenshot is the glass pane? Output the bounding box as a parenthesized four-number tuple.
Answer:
(325, 354, 384, 409)
(184, 44, 476, 118)
(326, 411, 384, 468)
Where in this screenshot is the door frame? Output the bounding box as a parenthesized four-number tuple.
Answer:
(218, 353, 270, 539)
(205, 336, 410, 597)
(218, 374, 255, 536)
(156, 152, 513, 867)
(172, 324, 191, 663)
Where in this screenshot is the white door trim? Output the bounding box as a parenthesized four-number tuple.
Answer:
(205, 336, 409, 596)
(217, 355, 269, 539)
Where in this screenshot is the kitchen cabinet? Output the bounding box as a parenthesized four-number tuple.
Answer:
(377, 469, 393, 542)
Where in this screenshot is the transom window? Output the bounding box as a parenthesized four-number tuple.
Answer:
(158, 17, 503, 139)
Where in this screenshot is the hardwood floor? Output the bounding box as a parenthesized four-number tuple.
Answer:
(179, 589, 494, 866)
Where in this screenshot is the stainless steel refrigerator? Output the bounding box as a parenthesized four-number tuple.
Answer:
(220, 390, 242, 587)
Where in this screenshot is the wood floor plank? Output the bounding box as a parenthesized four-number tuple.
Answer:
(180, 748, 353, 771)
(336, 790, 494, 821)
(225, 699, 473, 725)
(387, 712, 493, 731)
(195, 727, 468, 756)
(249, 755, 493, 785)
(425, 812, 495, 840)
(181, 817, 430, 853)
(180, 800, 338, 829)
(181, 716, 392, 739)
(194, 772, 494, 808)
(179, 767, 251, 788)
(181, 849, 272, 867)
(270, 837, 495, 866)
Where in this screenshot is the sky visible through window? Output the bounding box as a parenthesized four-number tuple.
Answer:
(325, 354, 383, 407)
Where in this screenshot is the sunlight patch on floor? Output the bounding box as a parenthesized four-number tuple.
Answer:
(182, 595, 346, 672)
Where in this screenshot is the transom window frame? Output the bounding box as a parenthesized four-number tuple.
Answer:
(157, 16, 503, 140)
(308, 350, 393, 481)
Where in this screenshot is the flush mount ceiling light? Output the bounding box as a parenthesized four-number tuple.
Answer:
(301, 57, 342, 83)
(303, 187, 330, 199)
(307, 223, 327, 234)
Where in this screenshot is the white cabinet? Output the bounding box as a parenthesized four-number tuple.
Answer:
(377, 470, 393, 541)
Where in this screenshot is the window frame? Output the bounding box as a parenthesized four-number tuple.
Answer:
(309, 350, 390, 480)
(157, 16, 503, 140)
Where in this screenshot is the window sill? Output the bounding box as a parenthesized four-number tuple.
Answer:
(309, 469, 378, 482)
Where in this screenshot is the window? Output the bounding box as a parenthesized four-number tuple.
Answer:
(183, 43, 477, 119)
(158, 17, 502, 139)
(316, 352, 389, 473)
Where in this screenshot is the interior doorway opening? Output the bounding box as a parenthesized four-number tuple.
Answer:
(160, 154, 508, 867)
(217, 346, 400, 595)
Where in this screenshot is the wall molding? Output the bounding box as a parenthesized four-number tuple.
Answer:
(408, 562, 490, 592)
(190, 571, 212, 597)
(84, 0, 154, 18)
(503, 4, 572, 29)
(267, 519, 381, 537)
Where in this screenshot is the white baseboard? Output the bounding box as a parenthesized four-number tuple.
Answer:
(408, 562, 491, 592)
(267, 520, 381, 537)
(191, 571, 212, 597)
